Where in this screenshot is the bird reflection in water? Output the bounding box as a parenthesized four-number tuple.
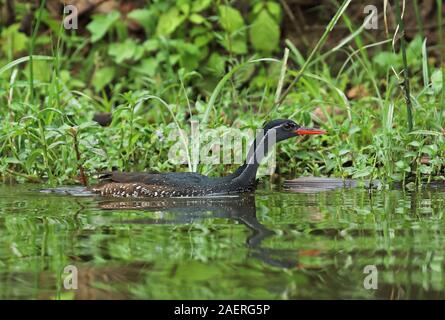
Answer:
(100, 194, 307, 269)
(99, 194, 273, 248)
(59, 195, 303, 299)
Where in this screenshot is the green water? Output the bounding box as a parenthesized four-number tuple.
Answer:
(0, 184, 444, 299)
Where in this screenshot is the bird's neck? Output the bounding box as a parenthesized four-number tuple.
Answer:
(231, 129, 276, 185)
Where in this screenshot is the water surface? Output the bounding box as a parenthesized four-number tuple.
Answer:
(0, 184, 444, 299)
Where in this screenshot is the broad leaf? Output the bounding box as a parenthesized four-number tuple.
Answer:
(431, 69, 443, 93)
(192, 0, 212, 12)
(92, 67, 115, 91)
(218, 5, 245, 33)
(139, 58, 159, 76)
(156, 8, 185, 36)
(127, 9, 154, 32)
(108, 39, 139, 63)
(0, 24, 28, 56)
(249, 10, 280, 52)
(220, 34, 247, 54)
(87, 11, 120, 42)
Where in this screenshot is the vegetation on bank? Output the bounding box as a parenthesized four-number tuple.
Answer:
(0, 0, 444, 187)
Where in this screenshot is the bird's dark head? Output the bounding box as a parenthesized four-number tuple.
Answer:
(263, 119, 326, 142)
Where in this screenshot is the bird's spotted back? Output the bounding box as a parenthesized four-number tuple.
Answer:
(91, 182, 254, 198)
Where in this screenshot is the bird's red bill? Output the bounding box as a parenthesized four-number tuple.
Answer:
(295, 128, 326, 135)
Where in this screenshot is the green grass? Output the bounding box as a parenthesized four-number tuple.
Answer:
(0, 1, 444, 187)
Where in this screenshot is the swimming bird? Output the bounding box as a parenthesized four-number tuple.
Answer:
(91, 119, 325, 198)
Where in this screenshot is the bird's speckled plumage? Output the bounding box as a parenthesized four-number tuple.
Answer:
(91, 172, 255, 197)
(90, 119, 325, 198)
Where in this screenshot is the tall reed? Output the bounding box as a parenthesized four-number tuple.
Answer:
(438, 0, 445, 122)
(28, 0, 47, 102)
(394, 0, 413, 131)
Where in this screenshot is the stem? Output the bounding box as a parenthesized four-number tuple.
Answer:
(28, 0, 46, 102)
(38, 117, 53, 182)
(70, 128, 88, 187)
(274, 48, 289, 104)
(395, 0, 414, 131)
(438, 0, 444, 123)
(127, 103, 135, 171)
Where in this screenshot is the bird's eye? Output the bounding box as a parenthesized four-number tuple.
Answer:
(283, 122, 295, 131)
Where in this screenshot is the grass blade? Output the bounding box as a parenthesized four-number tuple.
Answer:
(394, 0, 414, 131)
(422, 38, 429, 89)
(0, 55, 54, 76)
(275, 0, 352, 108)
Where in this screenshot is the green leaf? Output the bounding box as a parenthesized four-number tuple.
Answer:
(25, 149, 44, 168)
(252, 2, 265, 15)
(408, 140, 421, 147)
(419, 165, 432, 174)
(218, 5, 245, 32)
(192, 0, 212, 12)
(0, 24, 28, 56)
(431, 69, 443, 93)
(24, 60, 51, 82)
(189, 13, 205, 24)
(143, 39, 159, 52)
(194, 33, 213, 47)
(175, 41, 201, 71)
(390, 174, 404, 182)
(156, 8, 185, 36)
(373, 51, 400, 69)
(87, 11, 120, 42)
(409, 129, 442, 136)
(78, 121, 99, 130)
(220, 34, 247, 54)
(6, 157, 21, 164)
(108, 39, 138, 63)
(169, 54, 180, 65)
(177, 0, 190, 15)
(249, 10, 280, 52)
(395, 160, 409, 171)
(139, 58, 159, 76)
(406, 35, 422, 65)
(90, 148, 107, 158)
(206, 52, 226, 76)
(352, 167, 373, 179)
(127, 9, 154, 32)
(92, 67, 115, 91)
(266, 1, 282, 22)
(48, 141, 66, 150)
